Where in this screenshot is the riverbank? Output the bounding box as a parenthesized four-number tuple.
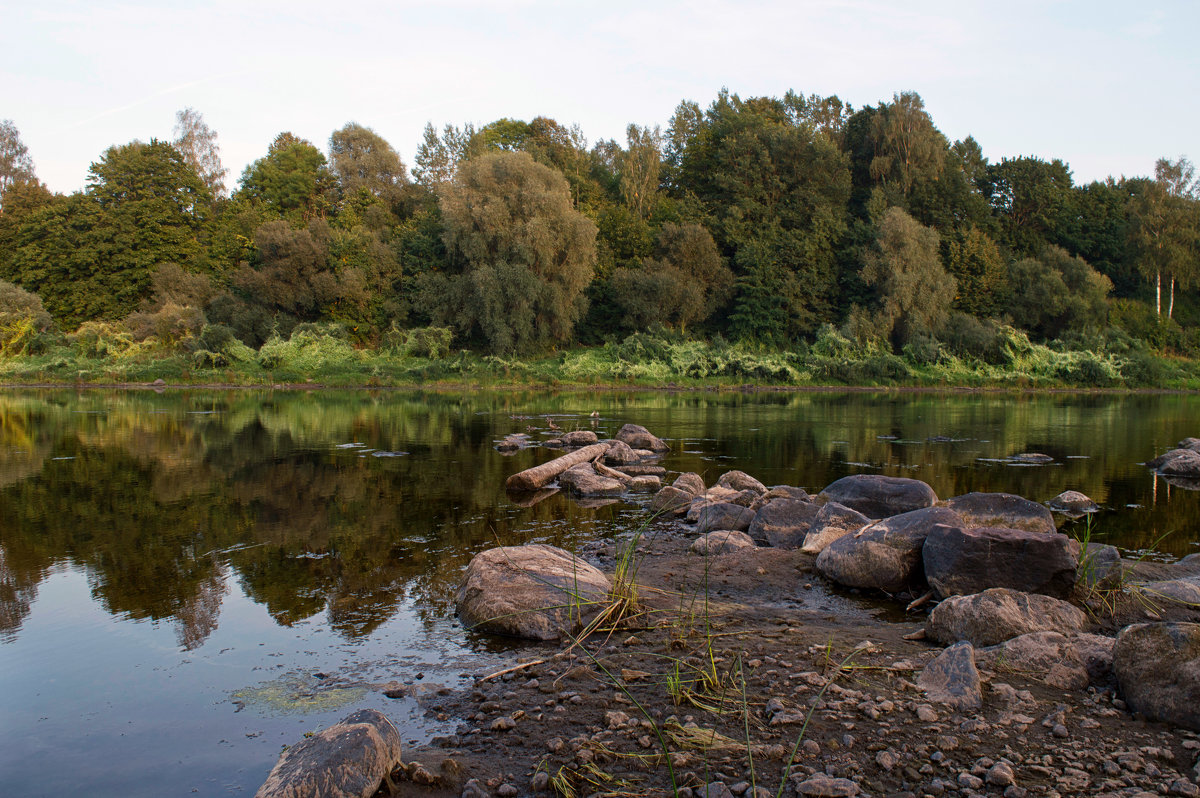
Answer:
(3, 327, 1200, 392)
(387, 529, 1200, 798)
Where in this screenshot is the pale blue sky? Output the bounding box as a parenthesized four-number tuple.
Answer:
(3, 0, 1196, 195)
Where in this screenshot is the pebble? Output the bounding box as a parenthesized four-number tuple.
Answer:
(794, 773, 860, 796)
(957, 772, 983, 789)
(531, 771, 550, 791)
(1052, 724, 1070, 738)
(497, 785, 518, 798)
(986, 761, 1016, 786)
(490, 717, 515, 732)
(916, 705, 938, 722)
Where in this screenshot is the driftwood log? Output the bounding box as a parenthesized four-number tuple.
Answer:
(504, 443, 611, 492)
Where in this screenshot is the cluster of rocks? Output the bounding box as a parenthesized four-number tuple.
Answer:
(1147, 437, 1200, 487)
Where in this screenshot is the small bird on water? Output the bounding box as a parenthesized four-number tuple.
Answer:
(546, 416, 561, 431)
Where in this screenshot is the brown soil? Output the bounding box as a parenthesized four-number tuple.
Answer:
(381, 528, 1200, 798)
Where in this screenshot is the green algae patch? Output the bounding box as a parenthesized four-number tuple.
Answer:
(232, 674, 367, 716)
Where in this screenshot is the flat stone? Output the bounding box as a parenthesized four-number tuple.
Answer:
(976, 632, 1090, 690)
(925, 588, 1087, 647)
(557, 463, 624, 497)
(794, 773, 860, 797)
(919, 641, 982, 711)
(801, 501, 870, 555)
(690, 530, 757, 556)
(693, 502, 757, 534)
(559, 430, 599, 447)
(941, 492, 1056, 534)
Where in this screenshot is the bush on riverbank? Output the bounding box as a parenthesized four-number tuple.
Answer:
(0, 321, 1197, 390)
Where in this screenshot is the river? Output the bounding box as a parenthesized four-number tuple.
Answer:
(1, 388, 1197, 796)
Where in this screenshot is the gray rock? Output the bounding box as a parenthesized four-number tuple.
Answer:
(925, 588, 1087, 647)
(673, 472, 707, 497)
(715, 470, 767, 494)
(557, 463, 625, 497)
(1113, 622, 1200, 731)
(919, 641, 983, 711)
(603, 439, 640, 465)
(1158, 449, 1200, 478)
(1147, 448, 1198, 469)
(628, 475, 661, 492)
(1134, 575, 1200, 622)
(255, 709, 402, 798)
(801, 502, 870, 555)
(1078, 543, 1122, 589)
(1179, 437, 1200, 452)
(455, 544, 612, 640)
(1073, 632, 1116, 684)
(614, 464, 666, 477)
(941, 492, 1057, 533)
(818, 474, 937, 518)
(923, 525, 1079, 599)
(1047, 490, 1099, 514)
(1008, 452, 1053, 464)
(693, 502, 757, 534)
(614, 423, 670, 453)
(750, 485, 811, 511)
(690, 530, 757, 556)
(651, 485, 695, 515)
(976, 632, 1090, 690)
(748, 499, 820, 548)
(560, 430, 599, 447)
(794, 773, 860, 797)
(814, 506, 963, 594)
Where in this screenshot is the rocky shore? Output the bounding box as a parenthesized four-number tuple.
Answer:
(255, 428, 1200, 798)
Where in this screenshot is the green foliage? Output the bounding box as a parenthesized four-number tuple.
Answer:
(238, 133, 337, 222)
(942, 226, 1008, 317)
(436, 151, 597, 353)
(257, 326, 364, 376)
(859, 207, 956, 346)
(328, 123, 408, 206)
(1004, 246, 1111, 340)
(984, 156, 1074, 256)
(394, 325, 453, 359)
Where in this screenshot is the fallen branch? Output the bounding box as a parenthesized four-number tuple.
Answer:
(505, 443, 611, 492)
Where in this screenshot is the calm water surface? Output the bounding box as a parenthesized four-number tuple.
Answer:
(1, 388, 1198, 796)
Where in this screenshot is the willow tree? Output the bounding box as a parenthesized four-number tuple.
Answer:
(436, 151, 596, 353)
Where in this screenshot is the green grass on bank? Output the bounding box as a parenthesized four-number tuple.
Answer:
(1, 323, 1198, 390)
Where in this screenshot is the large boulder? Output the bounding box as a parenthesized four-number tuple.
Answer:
(801, 502, 870, 555)
(456, 544, 612, 640)
(693, 502, 756, 534)
(940, 492, 1056, 534)
(1113, 622, 1200, 731)
(814, 506, 963, 594)
(715, 470, 767, 495)
(255, 709, 402, 798)
(818, 475, 937, 519)
(975, 631, 1090, 690)
(923, 525, 1079, 599)
(557, 463, 625, 497)
(690, 530, 757, 556)
(925, 588, 1087, 647)
(918, 641, 982, 711)
(614, 423, 670, 453)
(750, 485, 810, 511)
(748, 499, 820, 548)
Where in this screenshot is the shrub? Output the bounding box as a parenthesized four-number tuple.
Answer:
(126, 302, 205, 348)
(403, 326, 453, 359)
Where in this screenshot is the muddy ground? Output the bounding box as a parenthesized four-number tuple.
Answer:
(378, 524, 1200, 798)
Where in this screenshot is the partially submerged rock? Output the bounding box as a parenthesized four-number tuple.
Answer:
(1047, 490, 1099, 515)
(941, 492, 1056, 533)
(1113, 622, 1200, 731)
(255, 709, 402, 798)
(923, 525, 1079, 599)
(919, 641, 982, 711)
(1008, 452, 1053, 464)
(1156, 449, 1200, 479)
(456, 544, 612, 640)
(801, 502, 870, 555)
(925, 588, 1087, 647)
(557, 463, 625, 497)
(560, 430, 599, 447)
(747, 498, 819, 549)
(690, 530, 757, 556)
(815, 506, 963, 594)
(818, 474, 938, 519)
(614, 423, 670, 453)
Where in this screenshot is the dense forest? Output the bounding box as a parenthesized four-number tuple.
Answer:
(0, 89, 1198, 386)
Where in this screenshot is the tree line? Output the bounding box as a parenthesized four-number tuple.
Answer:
(0, 89, 1197, 365)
